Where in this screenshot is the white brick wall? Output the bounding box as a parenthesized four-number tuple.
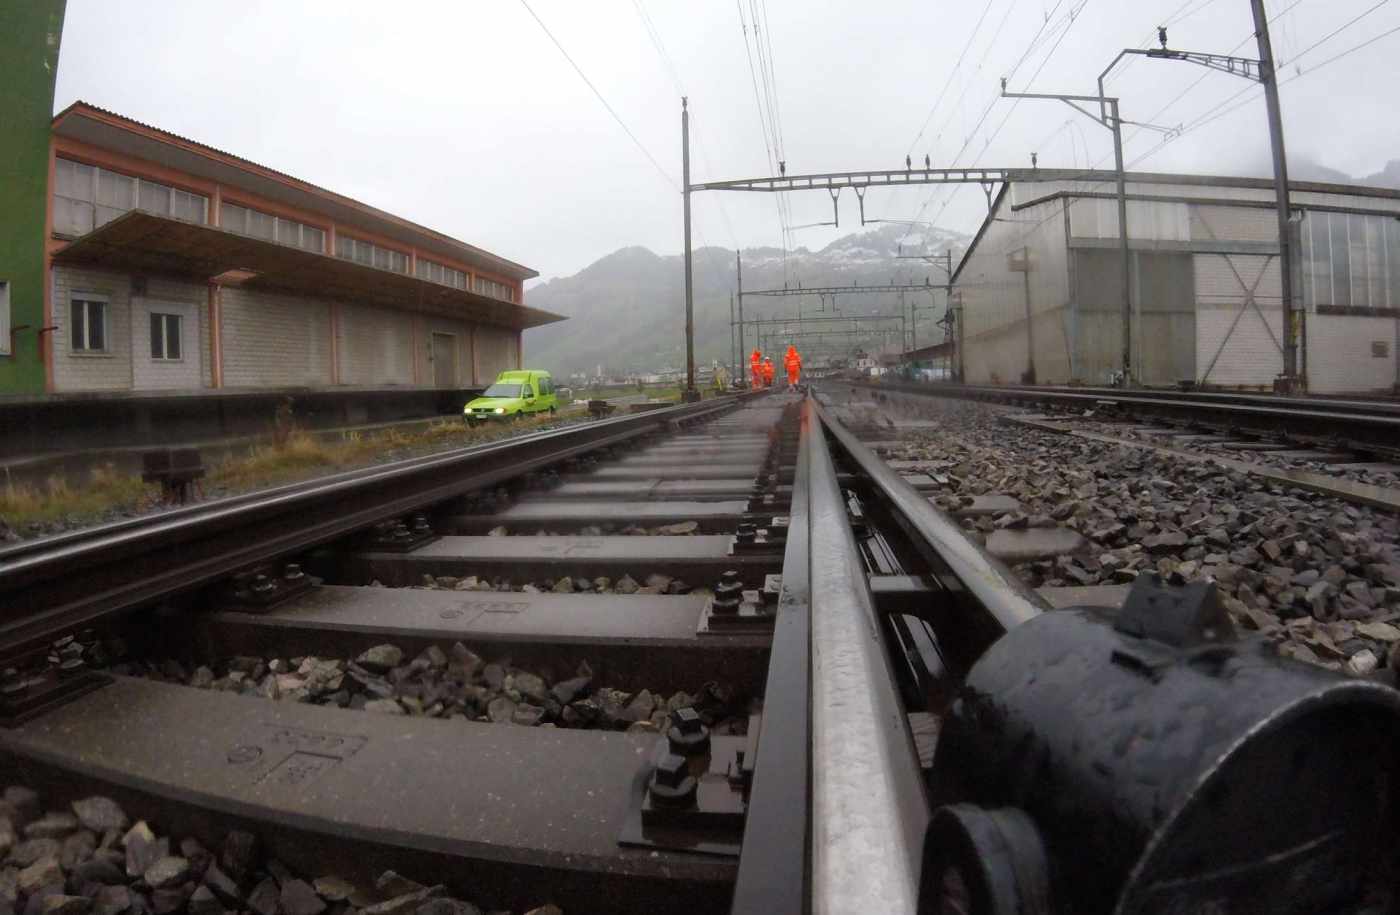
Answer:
(132, 276, 204, 391)
(1307, 313, 1399, 393)
(1194, 253, 1285, 387)
(220, 287, 331, 387)
(51, 266, 133, 392)
(338, 302, 413, 385)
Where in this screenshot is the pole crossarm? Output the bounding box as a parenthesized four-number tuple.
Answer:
(746, 283, 939, 297)
(742, 314, 905, 328)
(1138, 47, 1263, 82)
(688, 167, 1098, 193)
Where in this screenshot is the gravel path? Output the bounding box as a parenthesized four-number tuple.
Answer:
(867, 396, 1400, 678)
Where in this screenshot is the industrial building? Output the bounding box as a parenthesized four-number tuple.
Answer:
(948, 170, 1400, 394)
(1, 101, 560, 398)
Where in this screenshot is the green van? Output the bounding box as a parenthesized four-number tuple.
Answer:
(464, 370, 559, 425)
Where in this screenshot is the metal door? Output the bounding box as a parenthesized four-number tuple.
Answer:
(431, 333, 457, 388)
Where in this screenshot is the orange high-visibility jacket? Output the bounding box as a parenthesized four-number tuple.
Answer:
(784, 346, 801, 383)
(761, 358, 775, 385)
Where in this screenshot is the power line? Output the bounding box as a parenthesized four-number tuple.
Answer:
(1094, 0, 1307, 168)
(631, 0, 685, 95)
(625, 3, 740, 250)
(902, 0, 1092, 242)
(1162, 20, 1400, 144)
(519, 0, 679, 191)
(1125, 2, 1396, 168)
(905, 0, 1001, 157)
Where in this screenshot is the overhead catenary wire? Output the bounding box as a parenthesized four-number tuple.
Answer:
(897, 2, 1075, 243)
(1121, 0, 1394, 168)
(518, 0, 679, 191)
(901, 0, 1092, 244)
(1130, 18, 1400, 167)
(1090, 0, 1307, 170)
(905, 0, 1001, 158)
(626, 2, 741, 250)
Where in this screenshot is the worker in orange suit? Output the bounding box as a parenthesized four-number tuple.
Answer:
(750, 348, 763, 389)
(783, 345, 802, 388)
(762, 357, 775, 387)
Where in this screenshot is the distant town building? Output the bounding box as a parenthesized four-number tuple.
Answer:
(949, 170, 1400, 394)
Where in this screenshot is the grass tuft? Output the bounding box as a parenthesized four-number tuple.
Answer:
(0, 464, 156, 530)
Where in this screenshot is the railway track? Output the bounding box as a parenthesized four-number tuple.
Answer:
(1, 388, 1398, 914)
(867, 379, 1400, 459)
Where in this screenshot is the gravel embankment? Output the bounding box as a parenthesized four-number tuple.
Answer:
(872, 397, 1400, 678)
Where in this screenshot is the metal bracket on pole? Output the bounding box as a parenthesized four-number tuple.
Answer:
(855, 186, 867, 225)
(828, 187, 841, 228)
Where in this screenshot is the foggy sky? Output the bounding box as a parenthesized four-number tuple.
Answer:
(53, 0, 1400, 284)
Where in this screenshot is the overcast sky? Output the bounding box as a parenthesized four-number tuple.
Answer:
(54, 0, 1400, 282)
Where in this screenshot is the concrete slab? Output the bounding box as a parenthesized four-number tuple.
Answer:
(900, 473, 940, 491)
(1037, 584, 1131, 609)
(1215, 441, 1289, 451)
(332, 535, 780, 589)
(586, 463, 763, 479)
(953, 494, 1023, 517)
(0, 677, 735, 914)
(447, 501, 753, 534)
(985, 527, 1088, 563)
(203, 587, 768, 694)
(1268, 449, 1356, 462)
(544, 480, 755, 500)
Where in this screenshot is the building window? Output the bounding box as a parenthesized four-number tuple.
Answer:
(414, 258, 467, 290)
(54, 158, 207, 237)
(473, 276, 516, 302)
(1303, 211, 1400, 312)
(150, 313, 182, 361)
(222, 203, 325, 253)
(70, 296, 108, 353)
(0, 281, 9, 356)
(335, 235, 408, 273)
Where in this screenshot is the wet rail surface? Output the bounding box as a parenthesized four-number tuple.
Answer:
(2, 387, 1398, 914)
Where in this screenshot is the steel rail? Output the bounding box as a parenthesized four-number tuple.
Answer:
(814, 398, 1047, 641)
(0, 396, 747, 659)
(864, 379, 1400, 430)
(730, 402, 810, 915)
(805, 396, 930, 914)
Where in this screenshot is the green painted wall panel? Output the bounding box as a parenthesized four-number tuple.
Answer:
(0, 1, 65, 394)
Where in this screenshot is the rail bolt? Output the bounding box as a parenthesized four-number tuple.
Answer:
(283, 563, 304, 582)
(649, 752, 697, 806)
(667, 707, 711, 756)
(393, 523, 412, 540)
(735, 523, 757, 545)
(252, 574, 277, 597)
(711, 570, 743, 616)
(412, 514, 432, 533)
